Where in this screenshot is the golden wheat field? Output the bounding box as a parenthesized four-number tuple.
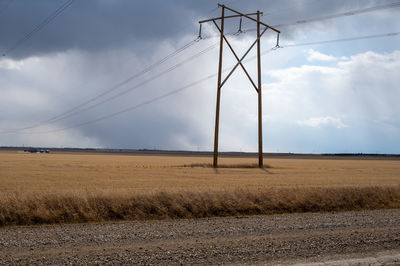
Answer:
(1, 150, 400, 225)
(1, 150, 400, 193)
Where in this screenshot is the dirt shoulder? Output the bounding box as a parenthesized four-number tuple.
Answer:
(1, 209, 400, 265)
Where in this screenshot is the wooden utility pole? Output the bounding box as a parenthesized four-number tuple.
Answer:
(199, 4, 280, 168)
(213, 6, 224, 168)
(257, 10, 263, 168)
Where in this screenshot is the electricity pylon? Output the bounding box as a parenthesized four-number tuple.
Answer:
(199, 4, 280, 168)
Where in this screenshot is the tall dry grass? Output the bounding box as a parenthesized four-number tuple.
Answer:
(1, 186, 400, 226)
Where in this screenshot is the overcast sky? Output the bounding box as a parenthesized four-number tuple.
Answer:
(0, 0, 399, 153)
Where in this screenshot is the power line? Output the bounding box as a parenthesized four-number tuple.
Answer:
(41, 42, 217, 123)
(25, 72, 220, 134)
(273, 1, 400, 28)
(0, 39, 199, 133)
(202, 1, 400, 39)
(14, 30, 400, 135)
(13, 59, 242, 135)
(44, 40, 199, 123)
(1, 40, 218, 134)
(0, 6, 220, 133)
(2, 0, 74, 56)
(279, 31, 400, 48)
(242, 32, 400, 61)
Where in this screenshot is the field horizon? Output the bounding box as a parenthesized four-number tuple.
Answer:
(2, 146, 400, 158)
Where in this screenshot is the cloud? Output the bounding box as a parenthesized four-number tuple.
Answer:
(306, 49, 348, 62)
(297, 116, 348, 128)
(260, 49, 400, 153)
(307, 49, 337, 62)
(0, 58, 24, 70)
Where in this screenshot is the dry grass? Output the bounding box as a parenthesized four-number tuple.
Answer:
(1, 186, 400, 226)
(0, 150, 399, 226)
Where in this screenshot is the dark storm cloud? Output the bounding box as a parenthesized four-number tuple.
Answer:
(0, 0, 211, 58)
(0, 0, 383, 59)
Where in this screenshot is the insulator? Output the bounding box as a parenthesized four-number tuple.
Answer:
(197, 24, 202, 40)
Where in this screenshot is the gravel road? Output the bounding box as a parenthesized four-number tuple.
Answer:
(1, 209, 400, 265)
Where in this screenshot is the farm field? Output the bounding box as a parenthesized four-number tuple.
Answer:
(1, 150, 400, 194)
(0, 150, 400, 226)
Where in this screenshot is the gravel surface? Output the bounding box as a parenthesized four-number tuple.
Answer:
(1, 209, 400, 265)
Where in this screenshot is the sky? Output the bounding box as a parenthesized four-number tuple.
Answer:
(0, 0, 399, 153)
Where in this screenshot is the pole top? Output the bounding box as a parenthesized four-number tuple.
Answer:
(204, 4, 280, 33)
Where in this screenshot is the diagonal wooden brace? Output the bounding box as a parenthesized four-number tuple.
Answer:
(212, 20, 268, 93)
